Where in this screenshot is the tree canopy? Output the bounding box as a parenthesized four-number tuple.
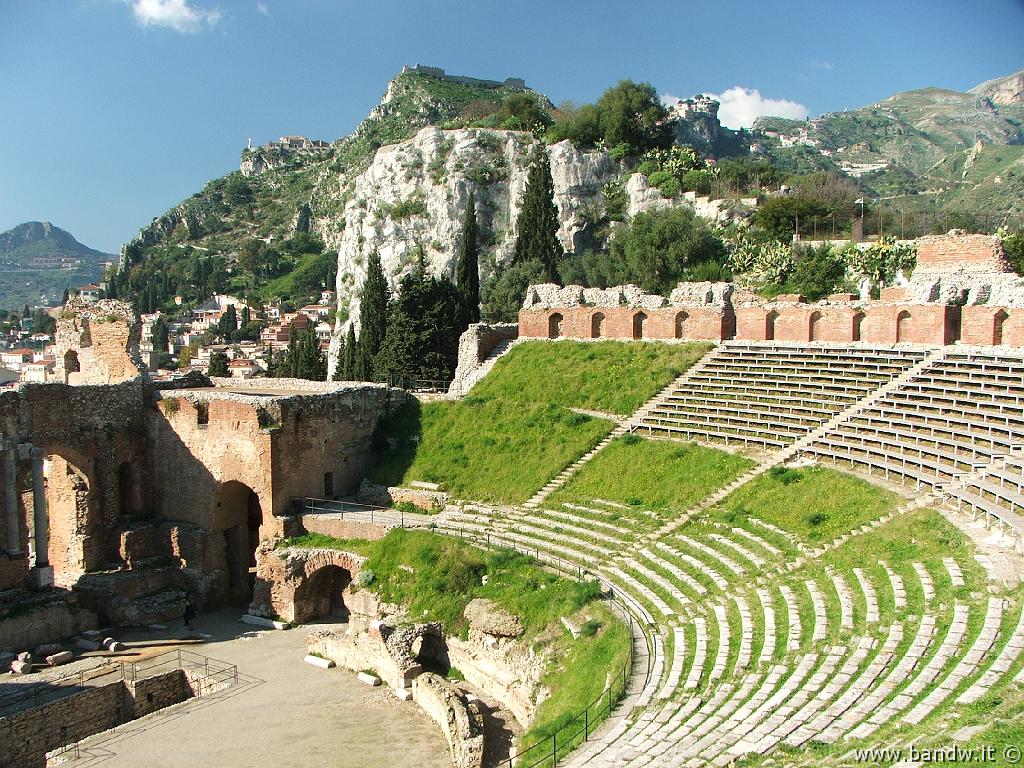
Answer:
(513, 149, 562, 283)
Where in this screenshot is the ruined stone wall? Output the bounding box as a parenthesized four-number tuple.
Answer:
(0, 670, 192, 768)
(519, 305, 733, 341)
(412, 672, 486, 768)
(251, 546, 363, 621)
(916, 233, 1010, 273)
(53, 299, 145, 385)
(269, 385, 410, 514)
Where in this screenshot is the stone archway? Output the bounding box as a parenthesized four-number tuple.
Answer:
(43, 452, 97, 587)
(994, 309, 1009, 346)
(63, 351, 80, 384)
(591, 312, 605, 339)
(548, 313, 563, 339)
(675, 311, 690, 339)
(766, 311, 779, 341)
(852, 312, 865, 342)
(292, 564, 352, 623)
(632, 312, 647, 340)
(212, 480, 263, 604)
(809, 311, 823, 341)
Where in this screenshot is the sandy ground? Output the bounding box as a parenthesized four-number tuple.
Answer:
(57, 609, 451, 768)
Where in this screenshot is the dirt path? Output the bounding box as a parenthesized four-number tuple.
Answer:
(61, 610, 451, 768)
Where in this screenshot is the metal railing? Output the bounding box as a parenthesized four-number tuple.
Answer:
(295, 496, 657, 768)
(0, 649, 237, 716)
(373, 374, 453, 393)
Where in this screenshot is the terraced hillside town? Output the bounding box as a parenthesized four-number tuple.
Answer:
(360, 337, 1024, 767)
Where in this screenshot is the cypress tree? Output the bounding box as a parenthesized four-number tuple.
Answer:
(208, 351, 229, 377)
(343, 324, 357, 380)
(513, 148, 562, 283)
(456, 191, 481, 325)
(220, 303, 238, 337)
(355, 251, 389, 381)
(298, 327, 327, 381)
(332, 333, 346, 381)
(279, 331, 299, 378)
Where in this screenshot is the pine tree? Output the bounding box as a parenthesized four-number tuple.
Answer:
(513, 148, 562, 283)
(355, 251, 389, 381)
(220, 304, 238, 338)
(456, 191, 481, 325)
(343, 324, 357, 380)
(278, 331, 299, 378)
(241, 305, 251, 328)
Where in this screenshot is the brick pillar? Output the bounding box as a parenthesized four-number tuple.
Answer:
(31, 448, 49, 568)
(3, 440, 21, 556)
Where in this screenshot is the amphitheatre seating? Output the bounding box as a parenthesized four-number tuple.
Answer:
(805, 351, 1024, 538)
(634, 343, 928, 448)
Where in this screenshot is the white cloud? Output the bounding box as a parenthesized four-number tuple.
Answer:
(256, 2, 269, 16)
(709, 87, 809, 129)
(128, 0, 221, 33)
(810, 60, 834, 71)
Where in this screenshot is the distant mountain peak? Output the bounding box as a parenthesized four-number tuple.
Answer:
(969, 69, 1024, 105)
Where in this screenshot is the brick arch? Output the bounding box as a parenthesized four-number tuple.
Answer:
(548, 313, 563, 339)
(675, 311, 690, 339)
(994, 309, 1009, 346)
(896, 310, 913, 343)
(591, 312, 605, 339)
(40, 448, 99, 587)
(852, 311, 866, 342)
(766, 310, 780, 341)
(632, 312, 648, 339)
(809, 311, 824, 342)
(211, 480, 264, 604)
(252, 547, 364, 623)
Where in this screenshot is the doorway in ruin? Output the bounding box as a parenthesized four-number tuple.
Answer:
(63, 351, 80, 383)
(632, 312, 647, 339)
(994, 310, 1008, 346)
(675, 311, 690, 339)
(896, 310, 912, 343)
(591, 312, 605, 339)
(212, 481, 263, 604)
(852, 312, 865, 342)
(548, 313, 563, 339)
(43, 453, 96, 587)
(809, 311, 823, 341)
(766, 311, 779, 341)
(292, 564, 352, 623)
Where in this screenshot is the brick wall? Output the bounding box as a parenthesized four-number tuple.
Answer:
(518, 306, 731, 341)
(916, 233, 1010, 273)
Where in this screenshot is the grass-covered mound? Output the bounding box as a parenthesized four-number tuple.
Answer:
(474, 340, 713, 415)
(547, 435, 754, 519)
(280, 529, 631, 759)
(721, 465, 902, 542)
(369, 397, 612, 504)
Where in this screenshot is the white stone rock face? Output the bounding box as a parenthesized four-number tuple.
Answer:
(327, 128, 619, 370)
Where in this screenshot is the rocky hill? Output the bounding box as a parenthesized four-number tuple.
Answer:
(752, 70, 1024, 215)
(0, 221, 112, 310)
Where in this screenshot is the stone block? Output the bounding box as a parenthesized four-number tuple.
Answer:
(75, 638, 101, 651)
(102, 637, 117, 649)
(239, 614, 289, 630)
(107, 641, 126, 652)
(46, 651, 74, 666)
(304, 654, 335, 669)
(396, 687, 413, 701)
(34, 643, 62, 658)
(357, 671, 382, 686)
(10, 659, 33, 674)
(16, 651, 32, 663)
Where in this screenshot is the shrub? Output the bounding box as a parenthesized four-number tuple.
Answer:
(806, 511, 828, 527)
(580, 619, 602, 637)
(160, 398, 180, 415)
(636, 160, 658, 176)
(768, 466, 803, 485)
(355, 569, 376, 587)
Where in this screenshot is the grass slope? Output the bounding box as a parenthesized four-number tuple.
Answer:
(475, 340, 713, 415)
(547, 435, 754, 518)
(369, 341, 713, 503)
(721, 465, 902, 542)
(369, 398, 612, 504)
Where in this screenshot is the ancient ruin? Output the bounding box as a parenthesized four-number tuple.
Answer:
(519, 232, 1024, 347)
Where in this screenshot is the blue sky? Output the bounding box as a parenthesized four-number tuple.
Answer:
(1, 0, 1022, 253)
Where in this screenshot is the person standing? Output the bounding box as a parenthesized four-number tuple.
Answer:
(183, 597, 197, 633)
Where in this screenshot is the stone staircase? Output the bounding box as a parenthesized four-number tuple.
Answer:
(449, 338, 521, 397)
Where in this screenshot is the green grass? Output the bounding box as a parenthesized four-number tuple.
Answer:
(473, 340, 712, 415)
(721, 465, 902, 543)
(547, 436, 754, 518)
(369, 397, 613, 504)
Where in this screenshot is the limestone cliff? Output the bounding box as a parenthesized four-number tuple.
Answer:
(326, 128, 622, 368)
